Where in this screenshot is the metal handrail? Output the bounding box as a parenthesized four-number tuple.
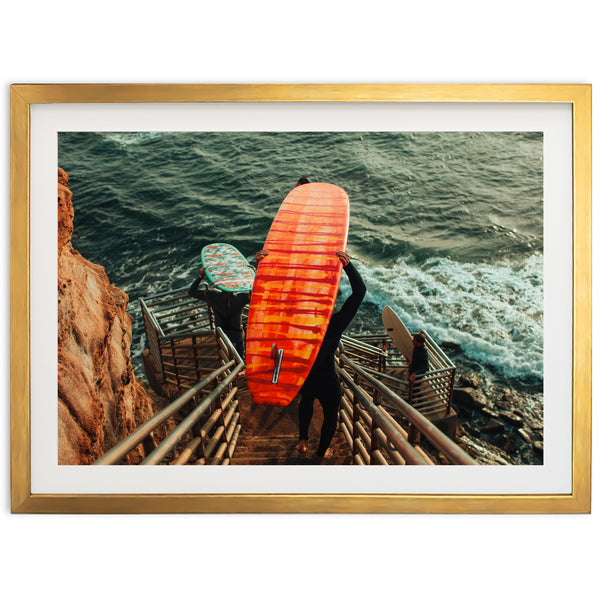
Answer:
(159, 327, 214, 342)
(341, 334, 387, 357)
(93, 360, 236, 465)
(336, 368, 428, 465)
(215, 326, 243, 364)
(422, 330, 457, 370)
(140, 298, 165, 337)
(94, 326, 244, 466)
(141, 362, 244, 465)
(339, 353, 476, 465)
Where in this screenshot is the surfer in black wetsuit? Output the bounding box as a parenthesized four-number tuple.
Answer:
(188, 268, 251, 359)
(254, 249, 366, 459)
(297, 252, 365, 457)
(409, 333, 429, 382)
(299, 251, 365, 458)
(408, 333, 429, 405)
(295, 174, 310, 187)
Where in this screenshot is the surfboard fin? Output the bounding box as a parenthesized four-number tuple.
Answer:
(271, 343, 284, 384)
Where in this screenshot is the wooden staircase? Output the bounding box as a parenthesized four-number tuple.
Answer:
(231, 374, 352, 465)
(231, 432, 351, 465)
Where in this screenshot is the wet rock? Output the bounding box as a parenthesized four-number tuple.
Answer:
(458, 433, 512, 465)
(534, 441, 544, 455)
(481, 419, 504, 434)
(495, 399, 512, 411)
(441, 341, 461, 351)
(496, 434, 521, 455)
(482, 407, 500, 418)
(526, 383, 544, 394)
(517, 428, 532, 444)
(462, 423, 481, 438)
(458, 372, 485, 389)
(499, 411, 524, 427)
(502, 392, 517, 404)
(452, 387, 487, 410)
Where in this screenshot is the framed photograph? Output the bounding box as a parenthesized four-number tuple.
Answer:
(10, 84, 591, 513)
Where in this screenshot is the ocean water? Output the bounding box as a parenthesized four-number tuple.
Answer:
(58, 131, 543, 401)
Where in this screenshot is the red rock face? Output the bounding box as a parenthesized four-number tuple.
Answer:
(57, 167, 154, 464)
(57, 168, 74, 257)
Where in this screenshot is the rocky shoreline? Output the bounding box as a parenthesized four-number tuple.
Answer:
(451, 372, 543, 465)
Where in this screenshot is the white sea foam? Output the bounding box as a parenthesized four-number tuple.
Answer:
(349, 254, 543, 381)
(102, 132, 161, 146)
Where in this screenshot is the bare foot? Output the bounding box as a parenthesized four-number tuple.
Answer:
(323, 448, 334, 459)
(296, 440, 309, 453)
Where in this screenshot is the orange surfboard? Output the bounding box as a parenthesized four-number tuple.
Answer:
(246, 183, 350, 406)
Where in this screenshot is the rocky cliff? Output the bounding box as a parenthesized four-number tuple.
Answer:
(57, 167, 155, 464)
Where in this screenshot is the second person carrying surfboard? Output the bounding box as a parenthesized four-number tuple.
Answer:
(246, 182, 366, 459)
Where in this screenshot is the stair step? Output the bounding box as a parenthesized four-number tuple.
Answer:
(233, 449, 346, 458)
(231, 430, 351, 464)
(230, 453, 352, 466)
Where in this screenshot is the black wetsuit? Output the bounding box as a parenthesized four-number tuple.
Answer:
(408, 343, 429, 401)
(299, 261, 366, 456)
(296, 175, 310, 186)
(188, 278, 250, 357)
(409, 344, 429, 376)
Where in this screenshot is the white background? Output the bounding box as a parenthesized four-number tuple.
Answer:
(1, 2, 597, 599)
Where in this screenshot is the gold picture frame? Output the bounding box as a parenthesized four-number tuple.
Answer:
(11, 84, 591, 513)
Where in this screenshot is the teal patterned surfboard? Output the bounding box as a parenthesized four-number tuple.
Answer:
(200, 243, 255, 292)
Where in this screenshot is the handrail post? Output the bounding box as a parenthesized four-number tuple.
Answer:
(142, 433, 156, 457)
(207, 304, 215, 330)
(369, 409, 379, 464)
(447, 368, 456, 415)
(352, 370, 361, 463)
(406, 378, 419, 443)
(215, 327, 243, 461)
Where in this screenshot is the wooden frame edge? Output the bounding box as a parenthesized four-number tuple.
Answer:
(11, 491, 590, 514)
(8, 82, 592, 104)
(571, 84, 592, 514)
(10, 83, 592, 514)
(10, 85, 31, 513)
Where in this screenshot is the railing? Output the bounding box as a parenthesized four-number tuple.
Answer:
(340, 334, 388, 372)
(93, 328, 244, 466)
(140, 286, 214, 375)
(140, 287, 249, 389)
(336, 349, 476, 465)
(341, 331, 456, 419)
(158, 330, 222, 391)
